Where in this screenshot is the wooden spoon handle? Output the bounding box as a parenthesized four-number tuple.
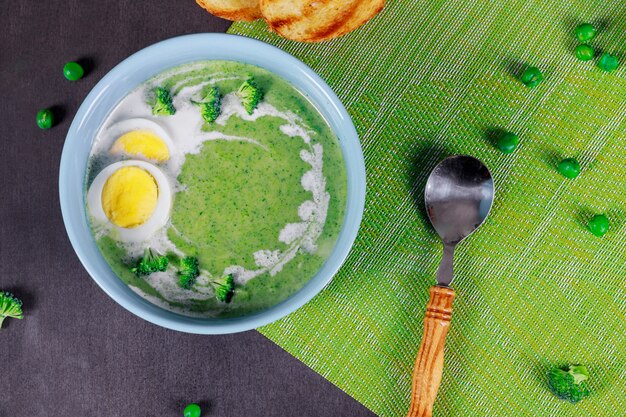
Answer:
(406, 285, 455, 417)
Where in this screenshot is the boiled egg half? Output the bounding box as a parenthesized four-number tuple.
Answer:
(108, 118, 174, 163)
(87, 160, 172, 242)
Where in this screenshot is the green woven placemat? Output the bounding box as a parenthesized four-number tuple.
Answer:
(228, 1, 626, 416)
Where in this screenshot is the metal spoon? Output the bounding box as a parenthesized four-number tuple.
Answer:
(406, 155, 494, 417)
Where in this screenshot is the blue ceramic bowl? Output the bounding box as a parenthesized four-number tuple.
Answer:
(59, 34, 366, 334)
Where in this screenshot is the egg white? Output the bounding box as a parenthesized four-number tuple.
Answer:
(86, 160, 172, 242)
(106, 118, 176, 162)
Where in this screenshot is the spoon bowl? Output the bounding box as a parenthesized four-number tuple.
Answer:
(425, 155, 494, 245)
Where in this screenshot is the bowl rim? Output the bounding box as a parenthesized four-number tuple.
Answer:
(59, 33, 365, 334)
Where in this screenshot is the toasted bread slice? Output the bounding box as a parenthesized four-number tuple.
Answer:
(260, 0, 384, 42)
(196, 0, 262, 21)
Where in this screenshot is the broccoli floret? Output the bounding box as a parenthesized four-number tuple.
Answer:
(174, 256, 234, 301)
(131, 248, 169, 276)
(548, 365, 590, 403)
(192, 86, 221, 123)
(178, 256, 200, 289)
(209, 274, 235, 303)
(152, 87, 176, 116)
(0, 291, 23, 328)
(236, 78, 263, 115)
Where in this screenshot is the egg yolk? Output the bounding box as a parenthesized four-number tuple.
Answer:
(110, 130, 170, 162)
(101, 167, 158, 228)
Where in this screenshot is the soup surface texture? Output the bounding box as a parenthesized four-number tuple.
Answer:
(86, 61, 347, 318)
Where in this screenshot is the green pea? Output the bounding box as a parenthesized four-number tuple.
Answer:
(575, 44, 595, 61)
(557, 158, 581, 179)
(520, 66, 543, 88)
(63, 61, 84, 81)
(588, 214, 609, 237)
(574, 23, 597, 42)
(597, 53, 619, 72)
(495, 131, 519, 154)
(36, 108, 54, 129)
(183, 403, 201, 417)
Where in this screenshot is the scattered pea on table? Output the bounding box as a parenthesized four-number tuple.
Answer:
(183, 403, 201, 417)
(36, 108, 54, 129)
(588, 214, 609, 237)
(520, 66, 543, 88)
(575, 23, 597, 42)
(558, 158, 581, 179)
(495, 131, 519, 154)
(597, 53, 619, 72)
(575, 44, 595, 61)
(63, 61, 84, 81)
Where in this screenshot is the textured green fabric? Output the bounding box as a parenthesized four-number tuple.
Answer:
(228, 2, 626, 416)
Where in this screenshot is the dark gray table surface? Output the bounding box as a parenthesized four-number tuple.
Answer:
(0, 2, 376, 416)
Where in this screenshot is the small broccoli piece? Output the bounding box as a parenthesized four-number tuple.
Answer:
(192, 86, 221, 123)
(548, 365, 590, 403)
(209, 274, 235, 303)
(178, 256, 200, 289)
(131, 248, 169, 276)
(0, 291, 23, 328)
(236, 78, 263, 115)
(152, 87, 176, 116)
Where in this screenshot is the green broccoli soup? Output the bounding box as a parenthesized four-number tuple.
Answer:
(85, 61, 347, 318)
